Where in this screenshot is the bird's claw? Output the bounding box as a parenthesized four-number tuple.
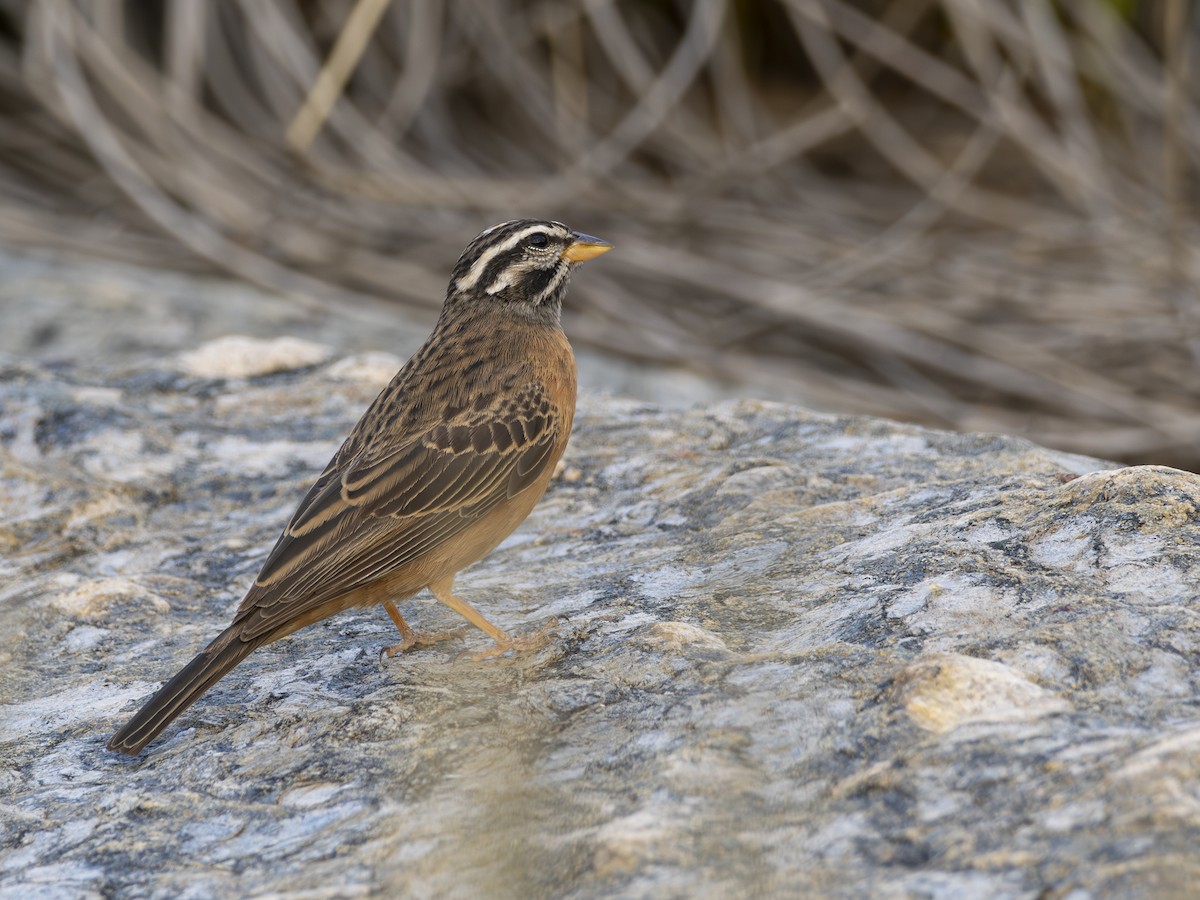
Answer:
(378, 626, 470, 664)
(467, 619, 560, 661)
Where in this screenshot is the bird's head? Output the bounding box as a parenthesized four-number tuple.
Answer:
(445, 219, 611, 321)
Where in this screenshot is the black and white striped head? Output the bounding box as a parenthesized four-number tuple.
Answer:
(445, 219, 611, 320)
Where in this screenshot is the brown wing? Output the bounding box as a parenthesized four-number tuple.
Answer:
(231, 388, 560, 640)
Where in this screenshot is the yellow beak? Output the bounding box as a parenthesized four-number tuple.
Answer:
(561, 232, 613, 263)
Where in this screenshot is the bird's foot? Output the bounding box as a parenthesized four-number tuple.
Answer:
(379, 626, 469, 662)
(468, 619, 559, 661)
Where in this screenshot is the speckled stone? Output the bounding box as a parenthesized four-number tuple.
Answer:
(3, 336, 1200, 897)
(176, 336, 334, 379)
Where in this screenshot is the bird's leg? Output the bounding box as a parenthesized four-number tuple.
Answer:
(427, 577, 557, 660)
(379, 599, 467, 659)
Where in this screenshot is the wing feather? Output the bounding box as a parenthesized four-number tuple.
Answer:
(233, 384, 561, 638)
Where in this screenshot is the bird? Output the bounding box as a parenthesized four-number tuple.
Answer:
(107, 219, 611, 755)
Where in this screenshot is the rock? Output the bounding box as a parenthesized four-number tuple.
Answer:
(322, 351, 405, 386)
(3, 345, 1200, 898)
(177, 336, 334, 379)
(892, 652, 1072, 733)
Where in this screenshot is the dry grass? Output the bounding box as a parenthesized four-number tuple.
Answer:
(0, 0, 1197, 466)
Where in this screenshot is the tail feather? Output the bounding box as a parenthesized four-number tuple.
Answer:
(107, 626, 261, 755)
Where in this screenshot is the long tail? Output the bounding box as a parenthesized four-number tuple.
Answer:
(107, 625, 262, 755)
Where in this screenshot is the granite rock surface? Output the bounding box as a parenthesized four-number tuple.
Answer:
(3, 335, 1200, 898)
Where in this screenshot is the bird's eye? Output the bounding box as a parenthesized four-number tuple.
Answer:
(527, 232, 549, 248)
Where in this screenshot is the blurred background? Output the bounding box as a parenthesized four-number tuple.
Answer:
(0, 0, 1198, 467)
